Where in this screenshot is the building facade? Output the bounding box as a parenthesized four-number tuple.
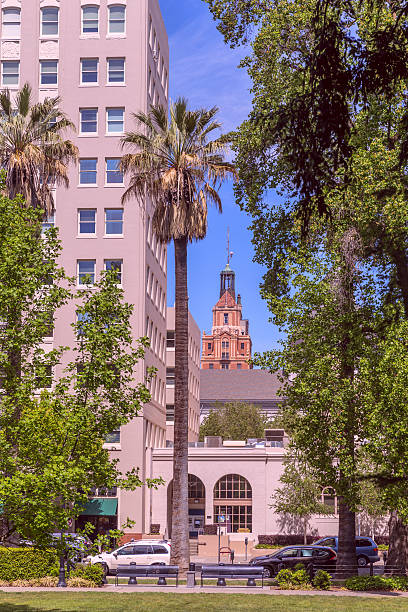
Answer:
(151, 441, 340, 540)
(201, 264, 252, 370)
(165, 307, 201, 443)
(3, 0, 169, 538)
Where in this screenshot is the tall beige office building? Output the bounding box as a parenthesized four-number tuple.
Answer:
(1, 0, 169, 537)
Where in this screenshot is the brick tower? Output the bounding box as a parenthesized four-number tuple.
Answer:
(201, 259, 252, 370)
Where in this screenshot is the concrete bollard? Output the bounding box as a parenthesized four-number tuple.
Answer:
(186, 571, 196, 588)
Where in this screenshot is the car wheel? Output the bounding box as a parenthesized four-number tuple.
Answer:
(357, 556, 368, 568)
(262, 567, 272, 579)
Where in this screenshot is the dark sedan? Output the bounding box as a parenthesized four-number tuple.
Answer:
(249, 545, 337, 578)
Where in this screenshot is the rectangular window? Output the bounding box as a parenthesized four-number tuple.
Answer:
(81, 58, 98, 84)
(166, 404, 175, 422)
(108, 5, 126, 33)
(105, 158, 123, 184)
(209, 363, 214, 370)
(79, 159, 97, 185)
(166, 367, 175, 387)
(78, 209, 96, 235)
(107, 58, 125, 83)
(2, 61, 19, 86)
(106, 108, 124, 134)
(222, 364, 229, 370)
(80, 108, 98, 134)
(224, 313, 229, 325)
(35, 364, 52, 389)
(105, 430, 121, 444)
(241, 342, 245, 350)
(237, 363, 242, 370)
(222, 341, 229, 349)
(105, 259, 122, 284)
(167, 331, 175, 348)
(41, 7, 59, 36)
(222, 352, 229, 359)
(207, 343, 212, 351)
(78, 260, 95, 285)
(2, 8, 20, 38)
(40, 60, 58, 85)
(82, 5, 99, 34)
(41, 213, 55, 235)
(105, 209, 123, 235)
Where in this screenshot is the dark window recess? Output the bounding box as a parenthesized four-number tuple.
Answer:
(209, 364, 214, 370)
(166, 368, 175, 386)
(152, 545, 168, 554)
(221, 352, 229, 359)
(240, 342, 245, 350)
(221, 364, 229, 370)
(237, 364, 242, 370)
(134, 545, 152, 555)
(224, 313, 228, 325)
(207, 343, 212, 351)
(166, 404, 174, 422)
(166, 331, 175, 348)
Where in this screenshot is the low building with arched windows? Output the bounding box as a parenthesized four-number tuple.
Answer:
(150, 441, 340, 541)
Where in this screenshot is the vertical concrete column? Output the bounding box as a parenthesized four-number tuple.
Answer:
(205, 481, 214, 525)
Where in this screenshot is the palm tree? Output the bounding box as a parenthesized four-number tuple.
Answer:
(0, 83, 78, 214)
(121, 98, 236, 572)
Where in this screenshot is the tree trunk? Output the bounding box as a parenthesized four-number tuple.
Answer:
(386, 511, 408, 575)
(336, 496, 357, 578)
(303, 518, 308, 545)
(170, 237, 190, 574)
(389, 249, 408, 572)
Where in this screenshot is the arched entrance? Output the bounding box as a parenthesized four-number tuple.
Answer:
(167, 474, 206, 539)
(213, 474, 252, 533)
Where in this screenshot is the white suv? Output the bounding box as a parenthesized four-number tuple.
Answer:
(87, 540, 171, 575)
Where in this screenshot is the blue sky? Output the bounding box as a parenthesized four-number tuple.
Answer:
(160, 0, 282, 356)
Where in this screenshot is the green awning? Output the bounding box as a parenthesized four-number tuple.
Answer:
(80, 498, 118, 516)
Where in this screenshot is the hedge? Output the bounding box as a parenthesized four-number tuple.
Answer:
(258, 535, 316, 546)
(0, 547, 58, 581)
(345, 575, 408, 592)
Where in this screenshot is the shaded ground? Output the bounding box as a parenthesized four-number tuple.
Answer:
(1, 592, 408, 612)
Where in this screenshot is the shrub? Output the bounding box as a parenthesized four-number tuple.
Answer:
(203, 525, 217, 536)
(37, 576, 58, 587)
(254, 544, 276, 549)
(10, 579, 31, 587)
(70, 563, 104, 586)
(258, 535, 315, 546)
(345, 576, 394, 591)
(67, 577, 96, 588)
(313, 570, 331, 590)
(0, 547, 58, 581)
(150, 524, 160, 535)
(0, 580, 10, 587)
(276, 568, 311, 590)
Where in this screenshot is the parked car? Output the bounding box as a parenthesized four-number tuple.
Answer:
(20, 532, 92, 559)
(249, 545, 337, 578)
(86, 539, 171, 576)
(313, 536, 380, 567)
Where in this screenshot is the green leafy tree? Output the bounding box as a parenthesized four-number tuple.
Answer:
(0, 190, 161, 584)
(199, 402, 272, 441)
(271, 454, 334, 545)
(120, 99, 236, 573)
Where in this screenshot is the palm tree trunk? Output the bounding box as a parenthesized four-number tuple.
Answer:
(170, 236, 190, 574)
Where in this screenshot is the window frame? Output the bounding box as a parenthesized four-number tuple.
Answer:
(78, 209, 97, 236)
(40, 60, 58, 86)
(77, 259, 96, 286)
(81, 5, 99, 35)
(40, 7, 59, 37)
(2, 7, 21, 39)
(80, 58, 99, 86)
(106, 107, 125, 135)
(107, 57, 125, 85)
(1, 60, 19, 87)
(79, 108, 98, 135)
(79, 158, 98, 186)
(105, 209, 123, 236)
(105, 158, 124, 186)
(108, 4, 126, 35)
(104, 259, 123, 285)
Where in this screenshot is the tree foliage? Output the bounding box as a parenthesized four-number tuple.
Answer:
(199, 401, 272, 441)
(0, 189, 161, 553)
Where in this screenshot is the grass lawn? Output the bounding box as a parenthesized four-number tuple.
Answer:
(0, 592, 408, 611)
